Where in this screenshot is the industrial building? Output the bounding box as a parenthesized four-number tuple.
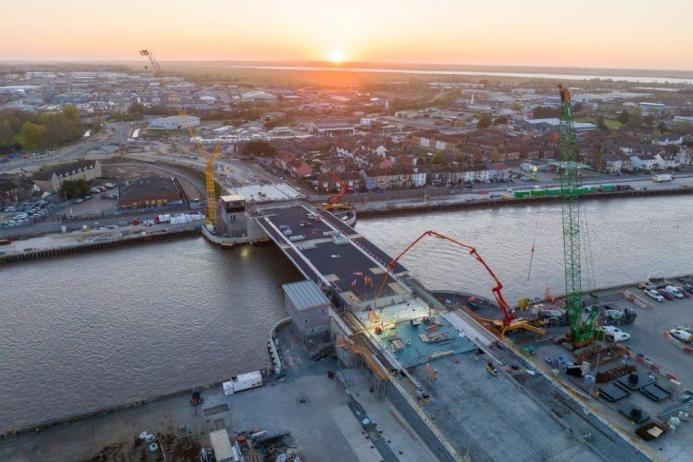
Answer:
(308, 122, 356, 136)
(32, 160, 102, 192)
(282, 280, 331, 345)
(148, 114, 200, 130)
(523, 117, 597, 132)
(214, 194, 248, 238)
(117, 176, 183, 209)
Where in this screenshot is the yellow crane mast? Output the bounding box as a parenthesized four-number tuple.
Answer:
(138, 49, 221, 225)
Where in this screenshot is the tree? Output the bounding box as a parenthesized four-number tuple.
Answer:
(617, 110, 630, 124)
(431, 152, 443, 165)
(60, 179, 89, 199)
(241, 139, 276, 157)
(477, 113, 492, 129)
(532, 106, 560, 119)
(657, 121, 668, 133)
(626, 107, 642, 128)
(62, 104, 80, 122)
(596, 116, 608, 130)
(19, 122, 46, 150)
(127, 102, 145, 115)
(0, 118, 14, 147)
(643, 115, 655, 128)
(493, 115, 508, 125)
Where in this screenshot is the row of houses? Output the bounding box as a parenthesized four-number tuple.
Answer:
(594, 150, 687, 173)
(315, 163, 512, 192)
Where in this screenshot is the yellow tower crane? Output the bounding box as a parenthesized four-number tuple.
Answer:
(138, 49, 221, 225)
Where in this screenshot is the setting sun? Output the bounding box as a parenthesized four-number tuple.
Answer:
(327, 50, 346, 64)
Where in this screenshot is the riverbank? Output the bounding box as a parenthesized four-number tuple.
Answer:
(0, 311, 286, 439)
(0, 221, 203, 264)
(0, 320, 434, 462)
(355, 184, 693, 218)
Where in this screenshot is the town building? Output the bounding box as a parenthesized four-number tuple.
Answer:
(639, 102, 666, 114)
(148, 115, 200, 130)
(629, 154, 659, 171)
(523, 118, 597, 132)
(308, 122, 356, 136)
(32, 160, 102, 193)
(673, 116, 693, 125)
(240, 90, 277, 102)
(117, 176, 183, 209)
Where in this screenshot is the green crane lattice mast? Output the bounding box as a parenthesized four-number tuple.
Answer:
(557, 84, 597, 347)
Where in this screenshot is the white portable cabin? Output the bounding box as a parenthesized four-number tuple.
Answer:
(222, 370, 262, 395)
(209, 429, 239, 462)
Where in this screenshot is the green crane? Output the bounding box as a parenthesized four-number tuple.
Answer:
(557, 84, 599, 348)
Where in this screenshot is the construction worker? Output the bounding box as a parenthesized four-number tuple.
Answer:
(558, 84, 571, 104)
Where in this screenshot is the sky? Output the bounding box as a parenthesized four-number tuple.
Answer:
(2, 0, 692, 70)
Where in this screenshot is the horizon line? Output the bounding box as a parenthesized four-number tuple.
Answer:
(1, 59, 692, 75)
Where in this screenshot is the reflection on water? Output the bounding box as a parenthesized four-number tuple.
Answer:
(357, 196, 693, 302)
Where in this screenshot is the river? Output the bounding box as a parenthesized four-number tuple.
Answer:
(2, 195, 692, 433)
(355, 195, 693, 302)
(0, 238, 300, 433)
(226, 64, 693, 85)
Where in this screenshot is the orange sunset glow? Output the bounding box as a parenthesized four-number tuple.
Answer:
(2, 0, 692, 69)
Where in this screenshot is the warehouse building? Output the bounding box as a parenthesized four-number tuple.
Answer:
(148, 115, 200, 130)
(32, 160, 102, 192)
(117, 176, 183, 209)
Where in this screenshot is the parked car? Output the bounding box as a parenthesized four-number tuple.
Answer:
(644, 288, 664, 302)
(658, 289, 675, 301)
(602, 326, 631, 342)
(669, 328, 692, 343)
(675, 287, 690, 298)
(664, 286, 684, 299)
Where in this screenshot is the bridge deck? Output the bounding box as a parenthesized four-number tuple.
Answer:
(255, 203, 406, 307)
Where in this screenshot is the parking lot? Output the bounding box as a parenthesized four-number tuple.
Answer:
(618, 280, 693, 386)
(1, 198, 60, 229)
(514, 278, 693, 461)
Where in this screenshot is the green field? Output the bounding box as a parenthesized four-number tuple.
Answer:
(575, 117, 623, 129)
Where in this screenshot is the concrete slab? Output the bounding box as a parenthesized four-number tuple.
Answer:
(413, 353, 602, 462)
(331, 405, 383, 462)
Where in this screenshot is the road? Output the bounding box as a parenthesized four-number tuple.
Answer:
(0, 121, 133, 175)
(349, 175, 693, 213)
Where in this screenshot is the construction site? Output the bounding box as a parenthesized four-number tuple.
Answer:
(204, 83, 691, 461)
(3, 51, 691, 462)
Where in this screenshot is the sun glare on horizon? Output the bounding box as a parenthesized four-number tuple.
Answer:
(327, 50, 347, 64)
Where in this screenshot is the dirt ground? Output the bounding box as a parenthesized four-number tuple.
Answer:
(102, 161, 205, 202)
